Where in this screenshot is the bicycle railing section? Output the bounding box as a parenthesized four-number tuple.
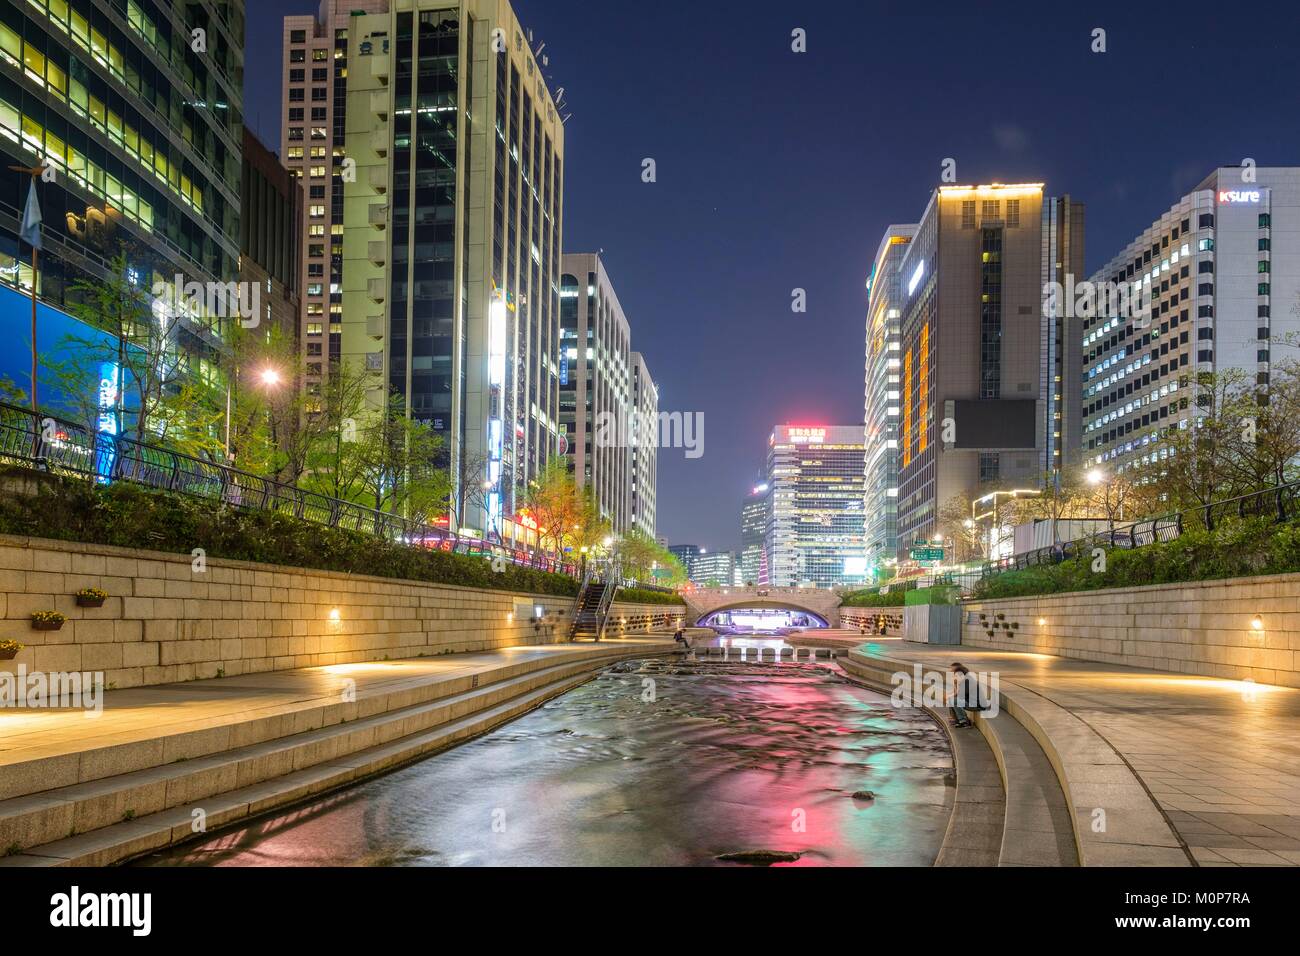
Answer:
(0, 400, 587, 579)
(981, 478, 1300, 579)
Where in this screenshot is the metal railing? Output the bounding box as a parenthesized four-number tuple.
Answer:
(981, 478, 1300, 578)
(0, 400, 578, 577)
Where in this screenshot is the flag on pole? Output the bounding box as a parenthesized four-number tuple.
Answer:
(20, 179, 42, 250)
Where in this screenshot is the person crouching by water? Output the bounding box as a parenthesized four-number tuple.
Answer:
(948, 662, 978, 728)
(674, 627, 691, 651)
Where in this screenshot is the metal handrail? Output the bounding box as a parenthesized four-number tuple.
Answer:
(568, 564, 593, 631)
(981, 477, 1300, 578)
(593, 575, 618, 641)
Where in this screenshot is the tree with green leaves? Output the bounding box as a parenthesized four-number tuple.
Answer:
(48, 251, 221, 457)
(522, 457, 596, 557)
(305, 388, 449, 524)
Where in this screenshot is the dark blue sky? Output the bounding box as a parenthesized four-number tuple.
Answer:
(247, 0, 1300, 552)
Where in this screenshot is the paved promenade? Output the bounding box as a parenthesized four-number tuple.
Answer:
(0, 637, 675, 785)
(848, 634, 1300, 866)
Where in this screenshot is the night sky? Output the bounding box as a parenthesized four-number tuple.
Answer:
(245, 0, 1300, 552)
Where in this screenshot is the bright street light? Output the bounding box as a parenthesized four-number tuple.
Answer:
(260, 367, 282, 387)
(1087, 468, 1106, 486)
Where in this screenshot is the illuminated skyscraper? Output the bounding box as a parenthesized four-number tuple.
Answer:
(765, 425, 866, 588)
(864, 224, 916, 571)
(1083, 167, 1300, 476)
(739, 482, 770, 585)
(894, 184, 1083, 557)
(559, 252, 630, 532)
(629, 350, 658, 538)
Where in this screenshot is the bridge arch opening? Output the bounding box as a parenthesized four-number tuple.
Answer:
(698, 605, 829, 633)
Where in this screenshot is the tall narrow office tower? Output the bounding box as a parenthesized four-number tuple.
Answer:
(341, 0, 564, 540)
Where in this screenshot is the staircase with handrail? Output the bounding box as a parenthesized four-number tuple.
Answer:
(569, 560, 620, 641)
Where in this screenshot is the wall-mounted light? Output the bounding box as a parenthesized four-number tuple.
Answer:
(1250, 615, 1264, 631)
(1037, 617, 1047, 626)
(328, 608, 341, 622)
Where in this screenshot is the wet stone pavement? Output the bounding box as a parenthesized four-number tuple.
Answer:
(140, 657, 954, 867)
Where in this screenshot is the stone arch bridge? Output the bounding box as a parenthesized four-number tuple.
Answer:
(681, 587, 841, 628)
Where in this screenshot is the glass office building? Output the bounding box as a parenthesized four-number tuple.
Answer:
(560, 252, 631, 532)
(739, 481, 769, 585)
(1, 0, 245, 399)
(764, 424, 866, 588)
(863, 225, 915, 572)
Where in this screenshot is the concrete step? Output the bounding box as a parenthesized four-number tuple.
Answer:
(0, 642, 678, 864)
(0, 654, 624, 860)
(845, 644, 1189, 866)
(0, 643, 645, 803)
(840, 651, 1074, 866)
(970, 703, 1079, 866)
(2, 666, 604, 867)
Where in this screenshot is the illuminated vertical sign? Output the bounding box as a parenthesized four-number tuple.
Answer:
(902, 348, 913, 468)
(918, 324, 929, 454)
(96, 362, 119, 482)
(489, 299, 507, 388)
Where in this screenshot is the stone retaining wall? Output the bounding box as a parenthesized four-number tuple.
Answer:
(0, 534, 683, 690)
(962, 571, 1300, 687)
(840, 607, 904, 634)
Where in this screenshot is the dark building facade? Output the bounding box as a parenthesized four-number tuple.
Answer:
(239, 127, 301, 343)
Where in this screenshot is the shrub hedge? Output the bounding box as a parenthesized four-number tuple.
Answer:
(0, 469, 579, 598)
(841, 588, 908, 607)
(615, 587, 685, 606)
(972, 516, 1300, 600)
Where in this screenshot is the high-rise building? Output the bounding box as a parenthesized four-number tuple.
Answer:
(629, 350, 658, 538)
(239, 129, 302, 343)
(2, 0, 245, 393)
(765, 424, 866, 588)
(1082, 167, 1300, 475)
(864, 224, 916, 571)
(280, 1, 388, 409)
(668, 544, 699, 574)
(560, 252, 631, 532)
(739, 481, 770, 585)
(895, 184, 1084, 555)
(689, 549, 734, 587)
(340, 0, 565, 539)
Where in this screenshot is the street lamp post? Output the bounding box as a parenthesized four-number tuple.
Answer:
(1087, 468, 1123, 533)
(224, 365, 283, 464)
(972, 488, 1041, 561)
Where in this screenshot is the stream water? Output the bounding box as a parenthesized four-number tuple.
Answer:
(139, 655, 953, 867)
